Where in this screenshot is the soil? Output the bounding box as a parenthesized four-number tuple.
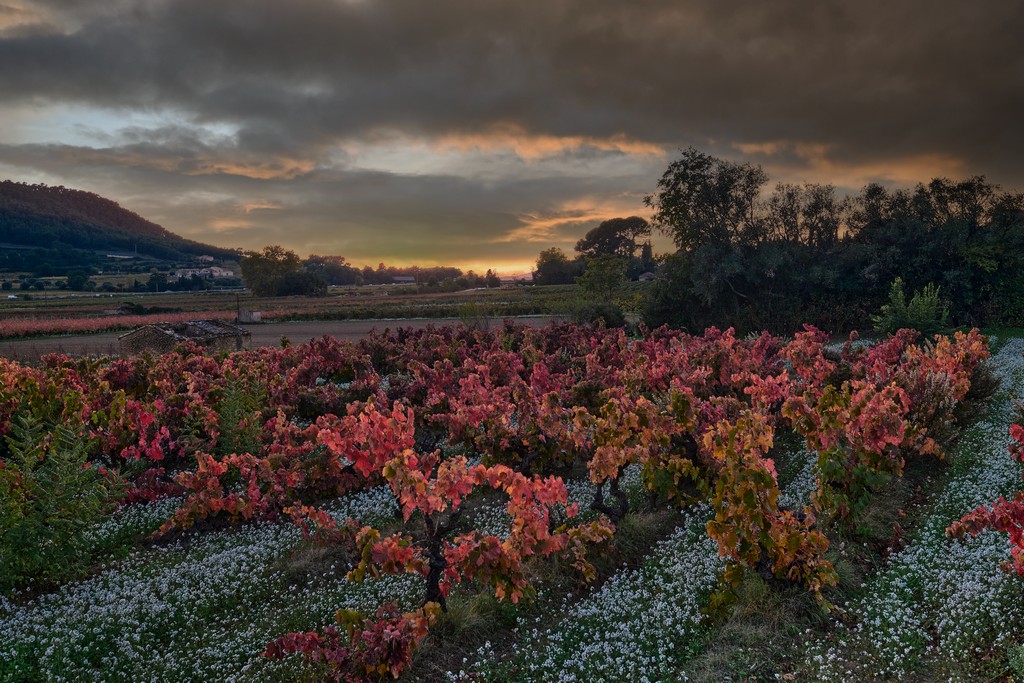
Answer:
(0, 316, 563, 363)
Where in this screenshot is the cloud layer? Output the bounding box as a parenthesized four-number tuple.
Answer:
(1, 0, 1021, 270)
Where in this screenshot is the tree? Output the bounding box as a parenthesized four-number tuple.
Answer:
(485, 269, 501, 288)
(570, 255, 629, 327)
(639, 240, 655, 272)
(764, 183, 849, 248)
(276, 270, 328, 297)
(147, 272, 168, 293)
(577, 255, 627, 306)
(241, 245, 303, 296)
(265, 602, 439, 682)
(575, 217, 651, 259)
(948, 411, 1024, 576)
(533, 248, 578, 286)
(0, 415, 123, 593)
(301, 402, 613, 612)
(304, 255, 362, 286)
(66, 269, 91, 291)
(644, 147, 768, 251)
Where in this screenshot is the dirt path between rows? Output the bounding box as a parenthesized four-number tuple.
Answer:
(0, 316, 565, 363)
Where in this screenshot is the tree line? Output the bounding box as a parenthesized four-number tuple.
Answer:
(535, 147, 1024, 334)
(240, 248, 504, 297)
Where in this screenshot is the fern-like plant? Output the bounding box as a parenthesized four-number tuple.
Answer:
(872, 277, 949, 336)
(0, 414, 122, 593)
(215, 376, 266, 457)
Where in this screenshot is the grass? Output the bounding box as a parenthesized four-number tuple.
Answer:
(683, 573, 827, 683)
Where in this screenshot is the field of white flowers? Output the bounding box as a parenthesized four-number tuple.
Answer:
(0, 487, 418, 682)
(1, 337, 1022, 682)
(802, 337, 1024, 681)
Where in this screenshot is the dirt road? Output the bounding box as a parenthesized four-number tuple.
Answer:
(0, 316, 565, 363)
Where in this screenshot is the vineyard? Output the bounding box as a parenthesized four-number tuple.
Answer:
(1, 322, 1022, 681)
(0, 284, 575, 340)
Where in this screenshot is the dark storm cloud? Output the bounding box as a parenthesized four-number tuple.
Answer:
(0, 0, 1022, 268)
(2, 0, 1021, 179)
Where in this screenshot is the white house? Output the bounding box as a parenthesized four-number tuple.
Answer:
(173, 266, 234, 280)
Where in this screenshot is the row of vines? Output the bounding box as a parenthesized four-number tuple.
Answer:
(1, 321, 1018, 680)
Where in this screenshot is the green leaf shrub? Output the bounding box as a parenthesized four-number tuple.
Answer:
(872, 277, 949, 336)
(0, 415, 122, 593)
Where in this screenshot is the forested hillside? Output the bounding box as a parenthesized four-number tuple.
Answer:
(0, 181, 237, 262)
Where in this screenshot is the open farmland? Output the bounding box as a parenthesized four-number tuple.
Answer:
(0, 323, 1022, 682)
(0, 284, 581, 336)
(0, 316, 565, 363)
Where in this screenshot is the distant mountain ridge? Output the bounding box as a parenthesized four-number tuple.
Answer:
(0, 181, 238, 260)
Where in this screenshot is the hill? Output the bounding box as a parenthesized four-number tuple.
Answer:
(0, 181, 238, 266)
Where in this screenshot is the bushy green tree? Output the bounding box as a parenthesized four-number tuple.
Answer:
(644, 146, 768, 251)
(572, 255, 628, 327)
(575, 216, 651, 259)
(303, 254, 362, 286)
(577, 255, 627, 305)
(276, 270, 327, 297)
(241, 245, 303, 296)
(215, 377, 266, 457)
(533, 247, 579, 286)
(640, 147, 1024, 333)
(66, 269, 91, 290)
(147, 272, 168, 292)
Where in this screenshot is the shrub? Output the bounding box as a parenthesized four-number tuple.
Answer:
(569, 301, 626, 328)
(0, 415, 122, 593)
(1009, 642, 1024, 680)
(457, 301, 492, 331)
(872, 277, 949, 336)
(265, 602, 440, 682)
(214, 376, 266, 457)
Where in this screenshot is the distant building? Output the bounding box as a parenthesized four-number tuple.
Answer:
(172, 266, 234, 280)
(638, 272, 656, 282)
(103, 303, 139, 316)
(391, 276, 417, 284)
(236, 308, 262, 324)
(197, 255, 215, 262)
(118, 320, 251, 355)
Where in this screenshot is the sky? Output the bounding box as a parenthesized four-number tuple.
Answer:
(0, 1, 1022, 274)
